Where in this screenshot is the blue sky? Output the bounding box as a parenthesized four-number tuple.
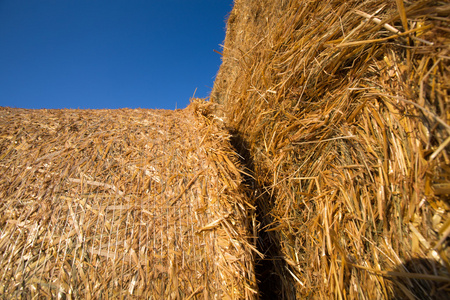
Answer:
(0, 1, 233, 109)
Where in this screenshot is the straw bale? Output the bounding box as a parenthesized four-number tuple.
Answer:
(0, 101, 257, 299)
(212, 0, 450, 298)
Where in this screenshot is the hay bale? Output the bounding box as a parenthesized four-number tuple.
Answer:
(0, 101, 257, 299)
(212, 0, 450, 298)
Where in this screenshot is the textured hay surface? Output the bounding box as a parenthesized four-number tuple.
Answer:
(0, 102, 257, 299)
(212, 0, 449, 298)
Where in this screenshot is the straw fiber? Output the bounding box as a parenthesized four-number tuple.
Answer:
(0, 102, 257, 299)
(212, 0, 450, 298)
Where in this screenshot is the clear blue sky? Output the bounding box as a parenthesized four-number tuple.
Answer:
(0, 0, 233, 109)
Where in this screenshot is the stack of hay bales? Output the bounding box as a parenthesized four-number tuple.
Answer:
(212, 0, 449, 298)
(0, 101, 258, 299)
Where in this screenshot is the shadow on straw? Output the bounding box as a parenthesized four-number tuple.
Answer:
(389, 258, 450, 300)
(229, 131, 296, 299)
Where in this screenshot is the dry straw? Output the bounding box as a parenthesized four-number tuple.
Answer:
(0, 101, 258, 299)
(212, 0, 449, 298)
